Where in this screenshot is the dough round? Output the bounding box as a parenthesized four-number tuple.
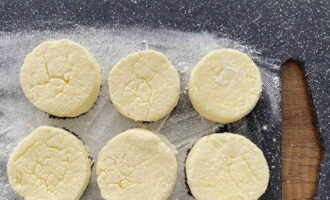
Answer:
(20, 39, 101, 117)
(188, 49, 262, 123)
(186, 133, 269, 200)
(96, 128, 178, 200)
(108, 50, 180, 121)
(7, 126, 91, 200)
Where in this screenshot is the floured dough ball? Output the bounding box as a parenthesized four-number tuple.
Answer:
(96, 128, 178, 200)
(188, 49, 262, 123)
(108, 50, 180, 121)
(7, 126, 91, 200)
(186, 133, 269, 200)
(20, 39, 101, 117)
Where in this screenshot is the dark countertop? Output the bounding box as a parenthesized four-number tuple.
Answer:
(0, 1, 329, 199)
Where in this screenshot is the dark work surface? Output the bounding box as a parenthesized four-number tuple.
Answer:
(0, 0, 329, 199)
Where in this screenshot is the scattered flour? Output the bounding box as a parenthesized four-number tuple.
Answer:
(0, 26, 281, 200)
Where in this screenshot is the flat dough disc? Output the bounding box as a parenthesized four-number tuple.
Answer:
(7, 126, 91, 200)
(20, 39, 101, 117)
(188, 49, 262, 123)
(96, 128, 178, 200)
(186, 133, 269, 200)
(108, 50, 180, 121)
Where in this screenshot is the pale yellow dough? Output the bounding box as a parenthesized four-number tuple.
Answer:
(96, 128, 178, 200)
(7, 126, 91, 200)
(188, 49, 262, 123)
(20, 39, 101, 117)
(186, 133, 269, 200)
(108, 50, 180, 121)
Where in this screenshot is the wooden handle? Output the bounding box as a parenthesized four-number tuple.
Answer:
(281, 61, 321, 199)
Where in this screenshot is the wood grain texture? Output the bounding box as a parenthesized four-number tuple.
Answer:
(281, 62, 322, 200)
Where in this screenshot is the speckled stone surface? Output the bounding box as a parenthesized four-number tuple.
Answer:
(0, 0, 329, 199)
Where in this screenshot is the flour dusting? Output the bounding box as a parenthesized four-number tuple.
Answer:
(0, 27, 280, 200)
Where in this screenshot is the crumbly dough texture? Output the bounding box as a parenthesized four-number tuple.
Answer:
(186, 133, 269, 200)
(20, 39, 101, 117)
(188, 49, 262, 123)
(7, 126, 91, 200)
(96, 128, 178, 200)
(108, 50, 180, 121)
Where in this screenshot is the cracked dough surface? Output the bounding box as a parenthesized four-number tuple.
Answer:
(96, 128, 178, 200)
(7, 126, 91, 200)
(108, 50, 180, 121)
(20, 39, 101, 117)
(188, 49, 262, 123)
(186, 133, 269, 200)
